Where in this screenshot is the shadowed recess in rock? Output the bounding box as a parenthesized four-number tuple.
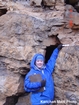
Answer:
(0, 9, 7, 16)
(45, 45, 58, 63)
(4, 96, 19, 105)
(45, 35, 61, 63)
(65, 0, 78, 6)
(65, 0, 79, 12)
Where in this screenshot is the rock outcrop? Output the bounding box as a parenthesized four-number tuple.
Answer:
(0, 0, 79, 105)
(54, 46, 79, 104)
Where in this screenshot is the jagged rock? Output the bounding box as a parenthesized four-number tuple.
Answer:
(30, 0, 42, 6)
(0, 5, 64, 104)
(0, 70, 24, 96)
(65, 4, 79, 29)
(41, 0, 56, 6)
(54, 46, 79, 103)
(29, 0, 64, 7)
(0, 69, 24, 105)
(0, 1, 79, 105)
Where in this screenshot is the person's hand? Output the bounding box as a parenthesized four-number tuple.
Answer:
(57, 44, 63, 51)
(41, 79, 46, 87)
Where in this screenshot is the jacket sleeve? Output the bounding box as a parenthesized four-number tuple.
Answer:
(45, 48, 59, 74)
(24, 75, 41, 92)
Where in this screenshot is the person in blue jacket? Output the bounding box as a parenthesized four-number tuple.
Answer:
(24, 44, 63, 105)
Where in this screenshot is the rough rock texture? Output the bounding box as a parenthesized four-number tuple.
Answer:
(0, 0, 79, 105)
(0, 60, 25, 104)
(54, 46, 79, 104)
(0, 0, 64, 7)
(15, 94, 31, 105)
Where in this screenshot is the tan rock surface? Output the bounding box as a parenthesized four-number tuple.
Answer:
(0, 1, 79, 105)
(54, 46, 79, 103)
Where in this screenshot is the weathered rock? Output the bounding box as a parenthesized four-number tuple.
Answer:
(0, 9, 64, 67)
(54, 46, 79, 103)
(0, 100, 5, 105)
(4, 96, 19, 105)
(42, 0, 56, 6)
(16, 94, 31, 105)
(30, 0, 42, 6)
(72, 12, 79, 25)
(29, 0, 64, 6)
(0, 71, 24, 105)
(0, 1, 79, 105)
(0, 4, 64, 104)
(65, 4, 79, 29)
(0, 69, 24, 97)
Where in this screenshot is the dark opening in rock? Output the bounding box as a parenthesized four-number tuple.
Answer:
(65, 0, 78, 6)
(65, 0, 79, 12)
(20, 67, 30, 75)
(45, 45, 58, 63)
(0, 8, 7, 16)
(4, 96, 19, 105)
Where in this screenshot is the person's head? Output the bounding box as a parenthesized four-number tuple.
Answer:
(35, 55, 44, 69)
(30, 53, 45, 70)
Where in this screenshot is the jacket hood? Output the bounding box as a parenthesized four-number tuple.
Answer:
(30, 53, 45, 69)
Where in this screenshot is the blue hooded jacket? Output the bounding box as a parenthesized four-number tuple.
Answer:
(24, 48, 59, 105)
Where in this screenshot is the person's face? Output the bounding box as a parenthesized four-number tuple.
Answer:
(35, 59, 44, 69)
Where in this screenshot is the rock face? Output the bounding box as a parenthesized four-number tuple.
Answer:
(0, 60, 25, 104)
(54, 46, 79, 104)
(0, 0, 79, 105)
